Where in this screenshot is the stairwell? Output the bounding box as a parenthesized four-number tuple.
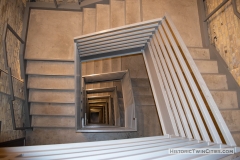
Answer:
(21, 0, 240, 146)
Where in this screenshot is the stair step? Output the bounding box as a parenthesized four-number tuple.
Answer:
(194, 60, 218, 73)
(24, 10, 82, 61)
(30, 103, 75, 116)
(132, 87, 152, 96)
(110, 0, 125, 28)
(211, 91, 238, 109)
(96, 4, 110, 31)
(202, 74, 228, 90)
(188, 48, 210, 59)
(32, 115, 75, 128)
(29, 89, 74, 103)
(83, 8, 96, 34)
(26, 61, 74, 76)
(221, 110, 240, 132)
(232, 132, 240, 146)
(134, 96, 155, 106)
(131, 78, 150, 87)
(28, 75, 74, 89)
(125, 0, 141, 24)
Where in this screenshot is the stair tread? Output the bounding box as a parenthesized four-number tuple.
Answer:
(221, 110, 240, 132)
(30, 103, 75, 116)
(125, 0, 141, 25)
(83, 8, 96, 35)
(110, 0, 125, 28)
(26, 61, 74, 76)
(188, 47, 210, 60)
(96, 4, 110, 31)
(194, 60, 218, 73)
(28, 75, 74, 89)
(202, 74, 228, 90)
(29, 89, 75, 103)
(210, 90, 238, 109)
(31, 115, 75, 128)
(25, 10, 82, 61)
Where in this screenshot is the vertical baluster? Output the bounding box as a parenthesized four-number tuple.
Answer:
(143, 44, 176, 135)
(149, 41, 182, 137)
(160, 19, 210, 142)
(164, 15, 226, 144)
(151, 35, 192, 138)
(156, 26, 203, 141)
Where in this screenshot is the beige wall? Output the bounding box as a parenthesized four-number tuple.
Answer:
(142, 0, 203, 47)
(205, 0, 240, 85)
(0, 0, 26, 143)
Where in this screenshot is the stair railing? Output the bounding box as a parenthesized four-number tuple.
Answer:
(2, 22, 31, 130)
(74, 14, 236, 146)
(204, 0, 240, 22)
(143, 14, 236, 146)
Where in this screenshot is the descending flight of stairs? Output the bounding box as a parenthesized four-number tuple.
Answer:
(23, 0, 240, 146)
(188, 47, 240, 145)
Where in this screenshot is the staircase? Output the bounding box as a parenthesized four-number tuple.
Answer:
(188, 47, 240, 145)
(24, 0, 162, 145)
(8, 0, 239, 152)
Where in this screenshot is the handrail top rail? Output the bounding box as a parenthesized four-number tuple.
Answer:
(74, 18, 162, 41)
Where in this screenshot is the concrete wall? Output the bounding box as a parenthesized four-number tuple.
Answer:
(205, 0, 240, 85)
(0, 0, 26, 143)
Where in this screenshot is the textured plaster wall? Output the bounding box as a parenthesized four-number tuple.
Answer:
(205, 0, 240, 85)
(0, 0, 26, 143)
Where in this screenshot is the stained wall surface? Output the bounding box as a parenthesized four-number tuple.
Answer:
(205, 0, 240, 85)
(0, 0, 26, 143)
